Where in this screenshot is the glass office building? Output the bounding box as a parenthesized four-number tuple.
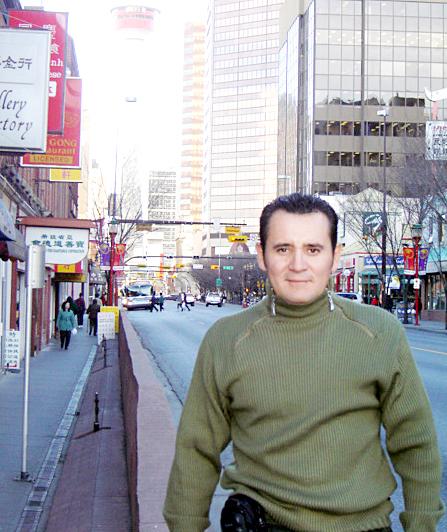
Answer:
(203, 0, 284, 255)
(278, 0, 447, 196)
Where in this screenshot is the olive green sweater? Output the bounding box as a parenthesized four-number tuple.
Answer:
(164, 292, 444, 531)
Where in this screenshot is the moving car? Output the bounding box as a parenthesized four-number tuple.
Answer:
(335, 292, 363, 303)
(206, 292, 223, 307)
(185, 293, 195, 307)
(122, 283, 153, 310)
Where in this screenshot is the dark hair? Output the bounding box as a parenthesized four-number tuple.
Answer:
(259, 193, 338, 252)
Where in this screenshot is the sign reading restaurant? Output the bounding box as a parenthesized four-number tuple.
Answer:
(25, 226, 89, 265)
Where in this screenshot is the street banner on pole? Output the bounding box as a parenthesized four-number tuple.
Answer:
(0, 28, 50, 152)
(21, 77, 82, 168)
(9, 10, 68, 134)
(403, 246, 415, 275)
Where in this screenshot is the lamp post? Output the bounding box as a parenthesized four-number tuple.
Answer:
(411, 223, 422, 327)
(108, 219, 118, 306)
(377, 107, 389, 309)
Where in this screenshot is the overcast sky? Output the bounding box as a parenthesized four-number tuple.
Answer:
(39, 0, 207, 187)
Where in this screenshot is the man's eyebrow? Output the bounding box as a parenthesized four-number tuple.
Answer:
(305, 243, 324, 248)
(272, 242, 291, 248)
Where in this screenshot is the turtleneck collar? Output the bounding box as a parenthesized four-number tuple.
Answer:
(264, 281, 334, 320)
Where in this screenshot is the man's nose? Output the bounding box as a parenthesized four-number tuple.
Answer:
(289, 250, 307, 271)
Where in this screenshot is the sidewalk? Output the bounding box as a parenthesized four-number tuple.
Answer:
(0, 327, 98, 532)
(402, 318, 447, 335)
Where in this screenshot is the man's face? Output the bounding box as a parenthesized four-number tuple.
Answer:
(256, 210, 340, 306)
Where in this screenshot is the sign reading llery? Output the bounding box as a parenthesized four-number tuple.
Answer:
(25, 227, 89, 264)
(0, 28, 50, 152)
(9, 10, 68, 134)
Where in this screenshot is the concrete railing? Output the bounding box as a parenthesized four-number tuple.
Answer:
(119, 312, 176, 531)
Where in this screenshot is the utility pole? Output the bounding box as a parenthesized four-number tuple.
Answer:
(377, 107, 389, 309)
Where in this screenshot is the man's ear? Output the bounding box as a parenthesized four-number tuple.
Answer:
(256, 242, 267, 272)
(331, 244, 342, 273)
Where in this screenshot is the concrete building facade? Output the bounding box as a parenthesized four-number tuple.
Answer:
(177, 22, 206, 259)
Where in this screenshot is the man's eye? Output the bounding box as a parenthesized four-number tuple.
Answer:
(308, 248, 320, 255)
(277, 247, 288, 253)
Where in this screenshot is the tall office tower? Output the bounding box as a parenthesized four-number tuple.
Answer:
(177, 22, 206, 259)
(278, 0, 447, 196)
(202, 0, 284, 256)
(147, 170, 177, 256)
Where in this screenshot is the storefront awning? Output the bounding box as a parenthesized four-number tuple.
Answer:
(0, 199, 16, 241)
(0, 228, 26, 261)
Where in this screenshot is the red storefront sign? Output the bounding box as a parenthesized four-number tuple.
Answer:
(21, 78, 82, 168)
(9, 10, 68, 134)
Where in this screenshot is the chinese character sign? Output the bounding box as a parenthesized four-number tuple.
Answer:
(5, 329, 21, 370)
(9, 10, 68, 134)
(25, 227, 89, 264)
(426, 121, 447, 161)
(0, 28, 50, 152)
(403, 246, 415, 274)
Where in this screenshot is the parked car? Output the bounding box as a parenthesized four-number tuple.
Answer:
(335, 292, 363, 303)
(206, 292, 223, 307)
(122, 283, 153, 310)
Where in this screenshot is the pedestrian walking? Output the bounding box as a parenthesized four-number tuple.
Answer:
(74, 292, 86, 327)
(56, 301, 77, 350)
(177, 293, 183, 311)
(86, 298, 100, 336)
(150, 292, 159, 312)
(159, 292, 165, 312)
(181, 291, 191, 311)
(164, 192, 444, 532)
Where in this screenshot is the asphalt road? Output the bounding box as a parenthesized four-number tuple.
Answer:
(128, 300, 447, 532)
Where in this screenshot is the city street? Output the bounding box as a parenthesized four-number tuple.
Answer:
(128, 300, 447, 532)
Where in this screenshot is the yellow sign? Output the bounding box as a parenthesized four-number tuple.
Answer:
(101, 306, 120, 333)
(228, 235, 248, 243)
(225, 226, 241, 235)
(49, 168, 82, 183)
(210, 264, 219, 270)
(54, 273, 86, 282)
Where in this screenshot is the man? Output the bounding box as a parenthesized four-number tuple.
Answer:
(159, 292, 165, 312)
(150, 291, 159, 312)
(164, 193, 443, 532)
(75, 292, 86, 327)
(86, 298, 100, 336)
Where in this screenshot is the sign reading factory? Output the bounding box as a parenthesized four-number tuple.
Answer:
(25, 227, 89, 264)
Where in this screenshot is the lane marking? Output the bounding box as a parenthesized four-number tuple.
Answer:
(411, 346, 447, 356)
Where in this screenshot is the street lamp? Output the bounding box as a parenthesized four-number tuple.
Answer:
(108, 219, 118, 306)
(377, 107, 389, 309)
(411, 223, 422, 326)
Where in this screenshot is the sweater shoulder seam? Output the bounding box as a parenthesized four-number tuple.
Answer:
(234, 314, 269, 350)
(335, 304, 376, 339)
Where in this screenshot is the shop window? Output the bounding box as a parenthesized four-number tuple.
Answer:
(353, 121, 361, 135)
(379, 152, 392, 167)
(315, 121, 327, 134)
(340, 152, 353, 166)
(366, 152, 380, 166)
(341, 121, 353, 135)
(327, 152, 340, 166)
(327, 121, 340, 135)
(353, 152, 360, 166)
(365, 122, 380, 135)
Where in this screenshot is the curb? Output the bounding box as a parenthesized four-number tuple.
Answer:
(402, 325, 446, 335)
